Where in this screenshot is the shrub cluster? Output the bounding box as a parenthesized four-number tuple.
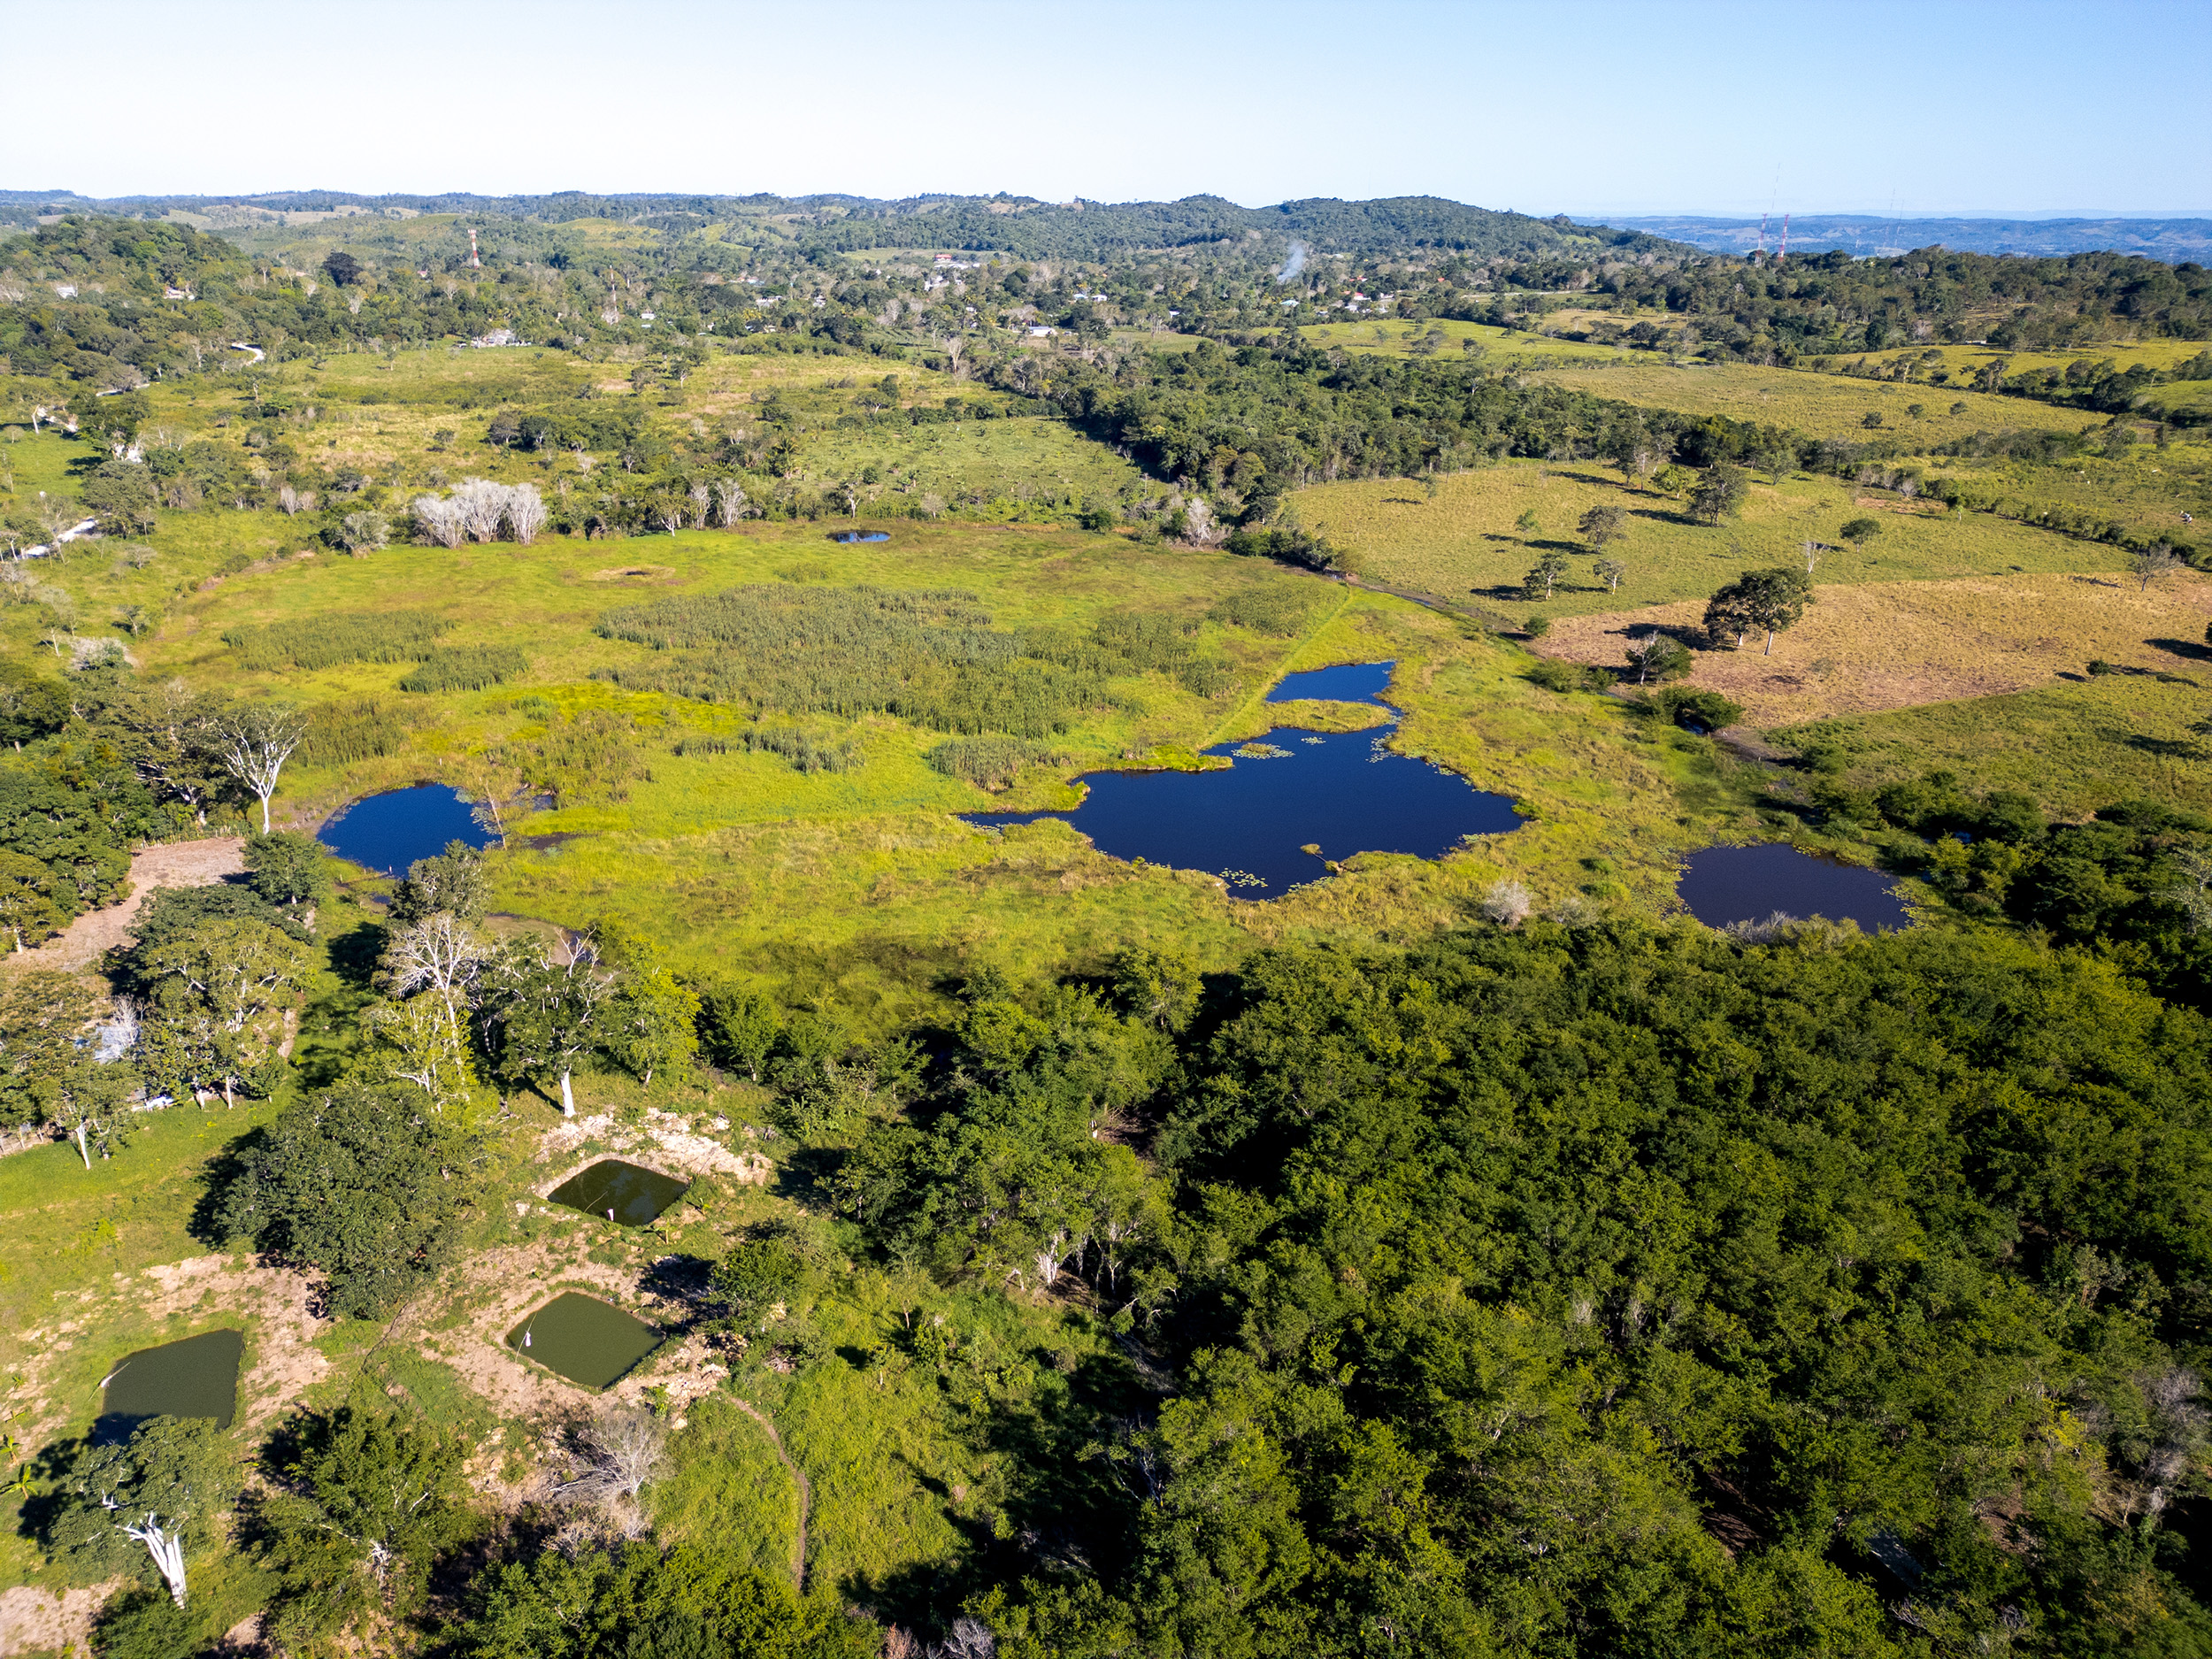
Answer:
(224, 611, 449, 672)
(595, 585, 1230, 735)
(925, 735, 1057, 790)
(397, 646, 529, 693)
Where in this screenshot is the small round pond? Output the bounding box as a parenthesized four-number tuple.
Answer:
(1678, 843, 1912, 933)
(319, 784, 498, 876)
(98, 1329, 242, 1443)
(548, 1159, 691, 1227)
(507, 1294, 664, 1391)
(966, 661, 1518, 898)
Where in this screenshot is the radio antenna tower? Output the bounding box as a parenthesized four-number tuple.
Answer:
(1755, 212, 1770, 257)
(467, 228, 482, 269)
(1777, 212, 1790, 265)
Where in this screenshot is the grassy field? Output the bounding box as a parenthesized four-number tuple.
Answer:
(1525, 360, 2085, 443)
(1813, 338, 2212, 382)
(1281, 316, 1625, 365)
(1926, 441, 2212, 542)
(1536, 568, 2212, 726)
(803, 416, 1148, 508)
(81, 514, 1745, 1027)
(1777, 668, 2212, 818)
(1294, 457, 2136, 619)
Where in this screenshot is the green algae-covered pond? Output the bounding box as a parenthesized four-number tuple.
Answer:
(548, 1159, 691, 1227)
(99, 1329, 243, 1442)
(507, 1293, 664, 1390)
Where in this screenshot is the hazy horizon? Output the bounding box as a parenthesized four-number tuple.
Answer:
(15, 0, 2208, 219)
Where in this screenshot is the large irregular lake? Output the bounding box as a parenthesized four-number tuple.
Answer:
(319, 783, 498, 875)
(965, 661, 1521, 898)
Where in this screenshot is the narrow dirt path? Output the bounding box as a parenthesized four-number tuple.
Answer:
(728, 1397, 810, 1589)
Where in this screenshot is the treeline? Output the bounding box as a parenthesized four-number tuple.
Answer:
(1469, 244, 2212, 358)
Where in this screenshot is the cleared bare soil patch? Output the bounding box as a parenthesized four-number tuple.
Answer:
(2, 838, 246, 974)
(1540, 571, 2212, 726)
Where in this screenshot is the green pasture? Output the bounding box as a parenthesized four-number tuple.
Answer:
(2139, 379, 2212, 418)
(1925, 438, 2212, 541)
(1294, 457, 2133, 618)
(1525, 360, 2085, 444)
(1778, 668, 2212, 818)
(801, 415, 1148, 504)
(1820, 337, 2212, 385)
(1278, 316, 1624, 365)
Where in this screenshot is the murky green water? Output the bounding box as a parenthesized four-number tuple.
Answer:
(507, 1293, 664, 1390)
(549, 1158, 690, 1227)
(99, 1329, 243, 1441)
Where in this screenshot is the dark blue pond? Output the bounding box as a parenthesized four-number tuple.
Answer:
(966, 723, 1520, 899)
(1678, 843, 1912, 933)
(1268, 661, 1395, 705)
(828, 530, 889, 544)
(319, 784, 497, 876)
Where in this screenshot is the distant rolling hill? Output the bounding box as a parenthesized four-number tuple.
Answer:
(1611, 213, 2212, 262)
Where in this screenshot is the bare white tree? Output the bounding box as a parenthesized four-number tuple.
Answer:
(687, 482, 711, 528)
(277, 484, 303, 516)
(119, 1513, 189, 1609)
(384, 912, 489, 1040)
(506, 483, 547, 545)
(933, 1616, 996, 1659)
(413, 495, 467, 548)
(451, 478, 510, 543)
(1479, 880, 1532, 927)
(211, 703, 309, 833)
(711, 477, 748, 526)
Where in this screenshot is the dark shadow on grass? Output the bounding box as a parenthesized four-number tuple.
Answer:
(2125, 734, 2210, 761)
(2148, 637, 2212, 663)
(187, 1124, 264, 1249)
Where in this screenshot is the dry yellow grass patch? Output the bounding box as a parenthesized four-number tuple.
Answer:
(1540, 571, 2212, 726)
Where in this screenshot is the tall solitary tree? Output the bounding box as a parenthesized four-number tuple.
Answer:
(211, 704, 309, 833)
(1688, 465, 1750, 525)
(1523, 550, 1569, 601)
(1735, 567, 1816, 654)
(1578, 504, 1627, 551)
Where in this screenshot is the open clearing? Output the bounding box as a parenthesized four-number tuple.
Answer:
(1294, 458, 2137, 618)
(1537, 568, 2212, 726)
(1526, 359, 2086, 443)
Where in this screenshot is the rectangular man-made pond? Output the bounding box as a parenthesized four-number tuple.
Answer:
(548, 1159, 691, 1227)
(98, 1329, 242, 1442)
(506, 1293, 664, 1390)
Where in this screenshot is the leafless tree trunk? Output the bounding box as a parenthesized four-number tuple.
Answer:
(385, 912, 488, 1041)
(711, 478, 748, 526)
(687, 483, 711, 528)
(119, 1514, 188, 1608)
(211, 704, 309, 833)
(507, 484, 547, 545)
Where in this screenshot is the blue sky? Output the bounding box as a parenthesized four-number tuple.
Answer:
(13, 0, 2209, 218)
